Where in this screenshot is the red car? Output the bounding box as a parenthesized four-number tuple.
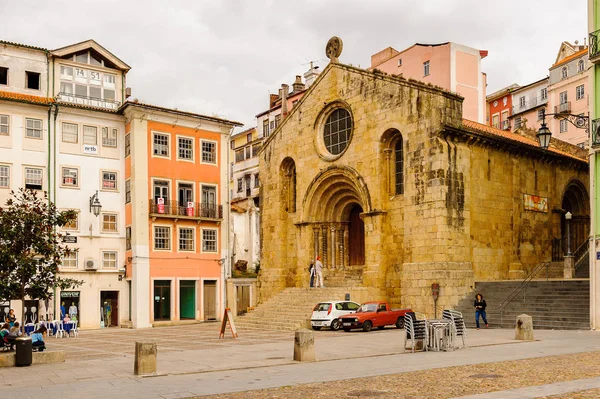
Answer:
(338, 301, 412, 332)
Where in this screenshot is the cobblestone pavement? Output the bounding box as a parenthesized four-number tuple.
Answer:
(48, 323, 340, 361)
(202, 351, 600, 399)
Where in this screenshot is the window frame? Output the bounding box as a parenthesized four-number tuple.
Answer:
(125, 179, 131, 204)
(561, 66, 568, 79)
(254, 173, 259, 188)
(0, 114, 9, 135)
(541, 88, 548, 101)
(201, 228, 218, 253)
(61, 251, 78, 269)
(102, 127, 118, 147)
(101, 170, 118, 191)
(0, 66, 7, 86)
(178, 227, 195, 252)
(24, 167, 43, 190)
(25, 118, 43, 140)
(62, 209, 79, 231)
(101, 212, 118, 233)
(61, 166, 79, 188)
(323, 108, 352, 156)
(576, 84, 585, 101)
(514, 116, 522, 129)
(152, 131, 170, 158)
(200, 139, 217, 165)
(83, 125, 98, 145)
(62, 122, 78, 143)
(153, 225, 171, 251)
(0, 164, 10, 188)
(101, 251, 118, 269)
(25, 71, 41, 90)
(237, 178, 243, 193)
(125, 133, 131, 157)
(126, 226, 132, 250)
(560, 119, 568, 133)
(177, 135, 194, 162)
(578, 59, 585, 73)
(537, 109, 545, 121)
(423, 60, 430, 76)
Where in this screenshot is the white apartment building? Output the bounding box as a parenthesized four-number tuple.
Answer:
(0, 40, 129, 328)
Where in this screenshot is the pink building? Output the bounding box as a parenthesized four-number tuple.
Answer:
(370, 42, 488, 123)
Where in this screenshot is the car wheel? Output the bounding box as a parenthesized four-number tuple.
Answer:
(330, 319, 341, 331)
(395, 318, 404, 329)
(377, 326, 385, 330)
(312, 326, 322, 331)
(362, 321, 373, 332)
(343, 327, 351, 332)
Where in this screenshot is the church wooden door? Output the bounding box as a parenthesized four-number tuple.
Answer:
(349, 205, 365, 265)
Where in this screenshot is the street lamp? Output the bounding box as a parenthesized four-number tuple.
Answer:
(565, 211, 572, 257)
(536, 109, 589, 150)
(89, 191, 102, 217)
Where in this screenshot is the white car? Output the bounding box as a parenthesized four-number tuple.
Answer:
(311, 300, 361, 331)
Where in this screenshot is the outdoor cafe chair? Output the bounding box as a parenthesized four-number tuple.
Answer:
(69, 321, 78, 337)
(442, 309, 467, 348)
(53, 320, 65, 338)
(404, 311, 428, 353)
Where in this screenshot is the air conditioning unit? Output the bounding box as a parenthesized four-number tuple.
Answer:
(84, 259, 98, 271)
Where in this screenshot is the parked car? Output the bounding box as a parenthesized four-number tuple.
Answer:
(311, 300, 361, 331)
(338, 301, 412, 332)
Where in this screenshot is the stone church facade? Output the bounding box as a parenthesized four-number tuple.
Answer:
(258, 60, 588, 315)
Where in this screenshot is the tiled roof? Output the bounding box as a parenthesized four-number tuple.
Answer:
(0, 40, 47, 52)
(461, 119, 586, 162)
(552, 49, 588, 68)
(0, 90, 53, 105)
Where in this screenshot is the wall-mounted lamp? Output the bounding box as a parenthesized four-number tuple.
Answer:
(89, 190, 102, 217)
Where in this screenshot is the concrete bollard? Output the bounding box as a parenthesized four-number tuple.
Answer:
(134, 342, 157, 375)
(515, 314, 534, 341)
(293, 329, 315, 362)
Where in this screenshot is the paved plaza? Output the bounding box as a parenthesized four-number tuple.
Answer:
(1, 324, 600, 398)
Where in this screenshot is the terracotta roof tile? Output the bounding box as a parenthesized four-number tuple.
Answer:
(461, 119, 586, 162)
(552, 49, 588, 68)
(0, 40, 47, 52)
(0, 90, 53, 105)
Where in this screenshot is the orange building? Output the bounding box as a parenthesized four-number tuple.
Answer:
(122, 102, 241, 328)
(486, 84, 518, 130)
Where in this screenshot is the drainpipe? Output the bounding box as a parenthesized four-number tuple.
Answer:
(223, 125, 235, 314)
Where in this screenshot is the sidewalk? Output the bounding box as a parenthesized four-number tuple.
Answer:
(1, 328, 599, 398)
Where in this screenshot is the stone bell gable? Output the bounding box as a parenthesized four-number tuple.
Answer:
(257, 60, 588, 316)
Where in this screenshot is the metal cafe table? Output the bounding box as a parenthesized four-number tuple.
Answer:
(426, 319, 454, 351)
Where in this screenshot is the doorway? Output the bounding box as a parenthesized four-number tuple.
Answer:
(236, 285, 250, 316)
(179, 280, 196, 320)
(60, 291, 80, 323)
(23, 300, 38, 324)
(203, 280, 217, 320)
(348, 204, 365, 265)
(101, 291, 119, 327)
(154, 280, 171, 321)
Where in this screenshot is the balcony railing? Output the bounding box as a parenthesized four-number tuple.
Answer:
(590, 29, 600, 62)
(554, 102, 571, 114)
(56, 92, 121, 111)
(149, 199, 223, 220)
(592, 118, 600, 148)
(511, 96, 547, 115)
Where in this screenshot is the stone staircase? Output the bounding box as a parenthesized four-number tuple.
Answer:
(454, 280, 589, 330)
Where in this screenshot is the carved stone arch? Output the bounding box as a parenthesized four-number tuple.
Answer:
(561, 179, 589, 216)
(560, 178, 590, 256)
(380, 128, 404, 195)
(280, 157, 297, 213)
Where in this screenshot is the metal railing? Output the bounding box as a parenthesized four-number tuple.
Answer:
(555, 102, 571, 114)
(56, 92, 121, 110)
(497, 260, 551, 328)
(590, 29, 600, 60)
(511, 97, 546, 115)
(551, 238, 563, 262)
(149, 199, 223, 219)
(573, 239, 590, 274)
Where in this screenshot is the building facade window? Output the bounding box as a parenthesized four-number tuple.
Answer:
(560, 119, 568, 133)
(178, 137, 193, 160)
(0, 165, 9, 188)
(263, 119, 270, 137)
(125, 180, 131, 203)
(62, 252, 78, 268)
(578, 59, 585, 73)
(102, 171, 117, 190)
(235, 149, 244, 163)
(25, 118, 42, 139)
(538, 109, 545, 120)
(395, 138, 404, 195)
(126, 226, 131, 250)
(83, 125, 97, 145)
(202, 229, 217, 252)
(252, 143, 262, 157)
(62, 123, 78, 143)
(62, 167, 79, 187)
(102, 127, 118, 147)
(25, 167, 42, 190)
(423, 61, 430, 76)
(230, 140, 235, 150)
(275, 114, 281, 129)
(63, 211, 78, 230)
(246, 133, 252, 143)
(519, 96, 526, 108)
(101, 213, 118, 232)
(237, 178, 243, 193)
(154, 226, 170, 250)
(514, 117, 522, 129)
(0, 114, 9, 135)
(25, 71, 40, 90)
(560, 91, 568, 104)
(254, 173, 259, 188)
(323, 108, 352, 155)
(179, 228, 195, 251)
(125, 134, 131, 157)
(245, 146, 251, 159)
(561, 66, 568, 79)
(201, 141, 216, 164)
(0, 67, 7, 85)
(102, 251, 117, 269)
(576, 85, 585, 100)
(541, 88, 548, 100)
(59, 60, 116, 102)
(153, 133, 169, 157)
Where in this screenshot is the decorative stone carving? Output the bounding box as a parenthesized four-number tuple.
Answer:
(325, 36, 343, 63)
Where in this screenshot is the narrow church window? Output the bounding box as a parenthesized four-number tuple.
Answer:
(395, 139, 404, 195)
(281, 158, 297, 213)
(534, 170, 538, 191)
(323, 108, 352, 155)
(487, 159, 491, 181)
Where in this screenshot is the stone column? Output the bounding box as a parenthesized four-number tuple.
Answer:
(321, 225, 328, 268)
(313, 227, 320, 260)
(384, 148, 392, 194)
(337, 229, 344, 270)
(134, 342, 157, 375)
(563, 255, 574, 279)
(330, 226, 336, 270)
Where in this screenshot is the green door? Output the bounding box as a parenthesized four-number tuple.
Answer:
(179, 281, 195, 320)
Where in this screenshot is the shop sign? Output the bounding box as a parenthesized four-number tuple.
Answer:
(157, 197, 165, 214)
(186, 202, 194, 217)
(83, 145, 99, 155)
(62, 235, 78, 243)
(523, 194, 548, 213)
(60, 291, 80, 298)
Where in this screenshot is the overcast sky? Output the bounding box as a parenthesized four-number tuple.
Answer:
(0, 0, 587, 129)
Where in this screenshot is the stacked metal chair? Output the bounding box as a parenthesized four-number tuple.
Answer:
(403, 311, 428, 353)
(442, 309, 467, 348)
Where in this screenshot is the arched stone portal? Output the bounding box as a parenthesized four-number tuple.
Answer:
(302, 167, 372, 271)
(561, 180, 590, 256)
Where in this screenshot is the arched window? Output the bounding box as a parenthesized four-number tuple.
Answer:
(562, 66, 568, 79)
(323, 108, 352, 155)
(281, 158, 296, 213)
(578, 59, 584, 73)
(394, 138, 404, 195)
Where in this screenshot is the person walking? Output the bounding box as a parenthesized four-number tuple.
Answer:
(309, 260, 315, 288)
(474, 293, 488, 330)
(315, 256, 324, 288)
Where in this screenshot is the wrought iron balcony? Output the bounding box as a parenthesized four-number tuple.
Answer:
(149, 199, 223, 221)
(56, 92, 121, 111)
(592, 118, 600, 148)
(554, 102, 571, 114)
(590, 29, 600, 63)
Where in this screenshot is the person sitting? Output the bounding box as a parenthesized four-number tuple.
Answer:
(9, 322, 22, 337)
(63, 314, 71, 323)
(0, 323, 11, 350)
(31, 326, 46, 352)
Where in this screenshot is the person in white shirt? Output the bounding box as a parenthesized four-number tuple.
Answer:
(315, 256, 324, 288)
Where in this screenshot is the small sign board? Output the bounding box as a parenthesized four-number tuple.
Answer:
(523, 194, 548, 213)
(219, 308, 238, 339)
(157, 197, 165, 214)
(83, 145, 99, 155)
(62, 235, 77, 243)
(186, 202, 194, 217)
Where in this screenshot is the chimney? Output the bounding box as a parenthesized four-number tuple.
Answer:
(281, 84, 289, 115)
(125, 87, 132, 99)
(292, 75, 305, 92)
(269, 93, 278, 108)
(304, 61, 320, 88)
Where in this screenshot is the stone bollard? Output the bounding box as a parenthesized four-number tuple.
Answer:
(134, 342, 157, 375)
(293, 329, 315, 362)
(515, 314, 534, 341)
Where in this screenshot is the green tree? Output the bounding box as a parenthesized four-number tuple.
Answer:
(0, 189, 82, 327)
